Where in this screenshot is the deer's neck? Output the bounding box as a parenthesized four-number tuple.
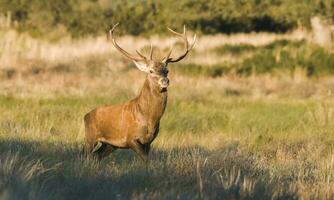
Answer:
(136, 75, 168, 125)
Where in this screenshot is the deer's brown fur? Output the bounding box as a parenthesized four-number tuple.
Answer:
(83, 24, 196, 161)
(84, 74, 168, 160)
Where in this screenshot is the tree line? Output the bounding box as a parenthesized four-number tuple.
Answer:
(0, 0, 333, 38)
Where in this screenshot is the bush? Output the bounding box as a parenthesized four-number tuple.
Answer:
(214, 40, 334, 77)
(214, 44, 257, 55)
(174, 63, 229, 78)
(0, 0, 334, 38)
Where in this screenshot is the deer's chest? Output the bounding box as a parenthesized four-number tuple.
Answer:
(138, 123, 160, 144)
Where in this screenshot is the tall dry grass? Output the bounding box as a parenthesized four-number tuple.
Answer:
(0, 21, 334, 199)
(0, 20, 308, 70)
(1, 22, 332, 100)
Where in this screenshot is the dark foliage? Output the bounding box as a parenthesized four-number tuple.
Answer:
(0, 0, 333, 38)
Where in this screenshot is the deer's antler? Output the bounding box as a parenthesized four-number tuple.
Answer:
(164, 25, 197, 63)
(109, 23, 147, 62)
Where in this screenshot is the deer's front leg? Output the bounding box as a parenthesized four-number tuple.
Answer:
(129, 140, 148, 162)
(143, 144, 151, 155)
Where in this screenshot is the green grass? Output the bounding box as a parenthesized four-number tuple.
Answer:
(0, 92, 333, 199)
(1, 32, 334, 199)
(0, 140, 297, 200)
(1, 19, 334, 198)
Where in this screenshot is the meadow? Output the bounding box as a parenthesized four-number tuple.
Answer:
(0, 24, 334, 199)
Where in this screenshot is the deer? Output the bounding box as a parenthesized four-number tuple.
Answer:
(83, 23, 196, 161)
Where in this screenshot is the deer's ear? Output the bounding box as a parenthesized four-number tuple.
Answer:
(133, 61, 151, 73)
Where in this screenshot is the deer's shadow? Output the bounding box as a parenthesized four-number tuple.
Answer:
(0, 139, 298, 200)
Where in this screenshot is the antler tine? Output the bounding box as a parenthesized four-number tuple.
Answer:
(136, 50, 147, 59)
(167, 27, 184, 37)
(181, 25, 189, 50)
(162, 45, 174, 62)
(150, 43, 153, 60)
(190, 33, 197, 49)
(109, 23, 145, 62)
(135, 44, 155, 61)
(165, 25, 196, 63)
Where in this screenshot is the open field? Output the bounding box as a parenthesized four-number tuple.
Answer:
(0, 26, 334, 200)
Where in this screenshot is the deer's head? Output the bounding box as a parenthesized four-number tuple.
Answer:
(109, 23, 196, 91)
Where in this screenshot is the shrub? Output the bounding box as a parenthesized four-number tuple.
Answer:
(233, 40, 334, 76)
(1, 0, 334, 38)
(174, 63, 229, 78)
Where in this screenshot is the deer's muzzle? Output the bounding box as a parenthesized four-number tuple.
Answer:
(158, 77, 169, 88)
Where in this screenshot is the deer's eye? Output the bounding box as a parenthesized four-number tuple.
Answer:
(149, 69, 154, 73)
(162, 68, 168, 74)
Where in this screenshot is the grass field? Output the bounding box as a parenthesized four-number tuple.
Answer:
(0, 27, 334, 199)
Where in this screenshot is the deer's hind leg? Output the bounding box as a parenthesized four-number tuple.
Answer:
(94, 143, 116, 160)
(83, 113, 98, 157)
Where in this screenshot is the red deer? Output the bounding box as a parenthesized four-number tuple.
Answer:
(84, 23, 196, 161)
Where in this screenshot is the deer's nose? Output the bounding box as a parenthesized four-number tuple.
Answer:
(159, 77, 169, 87)
(164, 78, 169, 85)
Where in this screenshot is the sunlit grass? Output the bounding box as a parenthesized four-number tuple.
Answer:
(0, 27, 333, 199)
(0, 89, 333, 199)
